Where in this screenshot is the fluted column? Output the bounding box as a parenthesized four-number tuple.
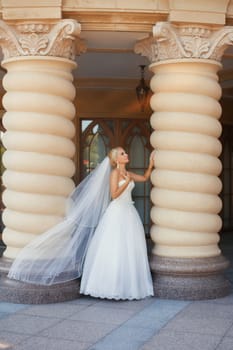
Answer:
(0, 20, 86, 259)
(135, 22, 233, 299)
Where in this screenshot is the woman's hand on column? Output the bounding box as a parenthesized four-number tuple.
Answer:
(149, 150, 155, 169)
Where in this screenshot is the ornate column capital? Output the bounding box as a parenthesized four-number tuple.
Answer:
(134, 21, 233, 63)
(0, 19, 87, 61)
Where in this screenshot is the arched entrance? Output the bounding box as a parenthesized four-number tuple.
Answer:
(79, 117, 152, 234)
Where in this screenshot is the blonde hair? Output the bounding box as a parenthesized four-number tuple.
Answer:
(108, 147, 121, 167)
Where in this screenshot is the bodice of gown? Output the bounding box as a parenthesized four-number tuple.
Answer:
(113, 180, 135, 204)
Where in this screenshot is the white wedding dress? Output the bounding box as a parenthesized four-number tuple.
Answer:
(80, 180, 154, 300)
(8, 157, 154, 300)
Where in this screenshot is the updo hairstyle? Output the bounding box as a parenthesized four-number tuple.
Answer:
(108, 147, 120, 167)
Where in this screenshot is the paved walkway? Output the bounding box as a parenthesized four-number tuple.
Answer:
(0, 234, 232, 350)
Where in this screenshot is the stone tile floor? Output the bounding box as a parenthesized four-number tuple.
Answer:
(0, 233, 232, 350)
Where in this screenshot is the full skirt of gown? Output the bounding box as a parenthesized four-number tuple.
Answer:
(80, 181, 154, 300)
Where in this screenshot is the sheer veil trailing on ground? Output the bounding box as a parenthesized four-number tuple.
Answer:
(7, 157, 111, 285)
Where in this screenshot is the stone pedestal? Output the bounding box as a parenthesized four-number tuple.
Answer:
(150, 255, 231, 300)
(0, 258, 80, 304)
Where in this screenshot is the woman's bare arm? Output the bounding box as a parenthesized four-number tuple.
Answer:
(129, 151, 155, 183)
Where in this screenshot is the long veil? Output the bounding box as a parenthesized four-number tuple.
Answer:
(7, 157, 111, 285)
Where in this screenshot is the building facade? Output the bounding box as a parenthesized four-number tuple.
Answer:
(0, 0, 233, 301)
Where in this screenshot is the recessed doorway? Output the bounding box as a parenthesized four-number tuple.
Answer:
(79, 117, 152, 234)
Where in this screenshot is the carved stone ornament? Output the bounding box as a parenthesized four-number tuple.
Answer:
(0, 20, 87, 60)
(134, 22, 233, 63)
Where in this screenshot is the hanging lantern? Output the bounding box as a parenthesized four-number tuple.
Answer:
(136, 65, 150, 112)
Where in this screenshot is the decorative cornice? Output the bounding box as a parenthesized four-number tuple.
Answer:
(134, 22, 233, 63)
(0, 19, 87, 60)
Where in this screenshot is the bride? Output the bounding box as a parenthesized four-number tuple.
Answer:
(8, 146, 154, 300)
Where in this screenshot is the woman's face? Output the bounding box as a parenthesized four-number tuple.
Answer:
(117, 148, 129, 164)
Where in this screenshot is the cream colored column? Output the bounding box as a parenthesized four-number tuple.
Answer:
(135, 22, 233, 299)
(0, 20, 85, 258)
(150, 58, 222, 258)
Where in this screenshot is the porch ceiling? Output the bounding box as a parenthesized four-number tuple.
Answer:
(76, 30, 233, 99)
(0, 29, 232, 99)
(76, 30, 152, 81)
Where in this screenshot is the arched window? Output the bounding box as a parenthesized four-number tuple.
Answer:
(79, 118, 152, 234)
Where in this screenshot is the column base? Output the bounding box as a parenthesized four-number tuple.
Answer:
(150, 254, 232, 300)
(0, 257, 80, 304)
